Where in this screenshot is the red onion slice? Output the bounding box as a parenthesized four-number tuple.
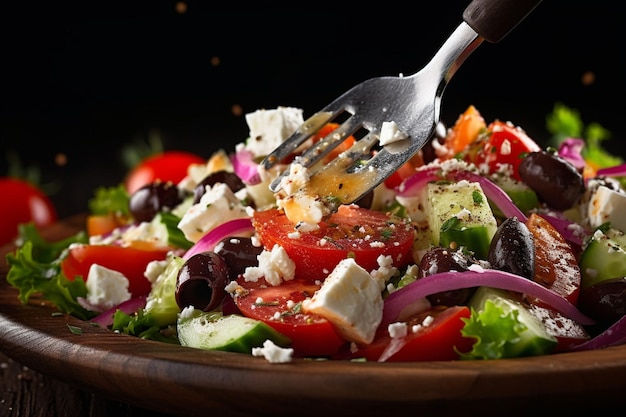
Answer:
(231, 149, 262, 185)
(381, 269, 596, 329)
(596, 163, 626, 178)
(183, 217, 254, 260)
(570, 314, 626, 351)
(89, 296, 147, 327)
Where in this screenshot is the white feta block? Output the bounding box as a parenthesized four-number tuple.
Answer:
(178, 182, 249, 243)
(86, 264, 132, 310)
(302, 258, 383, 345)
(244, 107, 304, 157)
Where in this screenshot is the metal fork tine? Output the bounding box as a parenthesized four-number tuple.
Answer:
(260, 111, 336, 170)
(293, 115, 363, 168)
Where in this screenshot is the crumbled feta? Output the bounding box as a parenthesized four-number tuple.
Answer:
(302, 258, 383, 344)
(251, 339, 294, 363)
(144, 259, 169, 283)
(244, 107, 304, 158)
(179, 305, 196, 319)
(379, 121, 408, 146)
(243, 244, 296, 286)
(178, 182, 250, 243)
(86, 264, 132, 311)
(388, 322, 408, 339)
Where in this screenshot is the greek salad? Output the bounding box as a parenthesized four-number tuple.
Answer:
(5, 103, 626, 363)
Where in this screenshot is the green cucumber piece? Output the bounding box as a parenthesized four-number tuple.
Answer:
(464, 286, 557, 359)
(177, 311, 291, 353)
(579, 227, 626, 290)
(489, 175, 540, 218)
(145, 255, 184, 327)
(427, 181, 497, 259)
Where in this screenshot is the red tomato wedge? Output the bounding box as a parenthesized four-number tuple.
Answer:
(350, 306, 475, 362)
(233, 277, 346, 357)
(467, 120, 541, 181)
(61, 244, 170, 296)
(252, 205, 415, 282)
(527, 304, 589, 353)
(526, 213, 581, 305)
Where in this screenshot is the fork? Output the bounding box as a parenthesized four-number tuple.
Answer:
(261, 0, 542, 214)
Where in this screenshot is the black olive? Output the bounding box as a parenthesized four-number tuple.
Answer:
(175, 251, 230, 311)
(488, 216, 534, 280)
(193, 171, 246, 204)
(215, 236, 263, 280)
(518, 150, 585, 211)
(129, 181, 185, 223)
(578, 277, 626, 324)
(418, 246, 476, 306)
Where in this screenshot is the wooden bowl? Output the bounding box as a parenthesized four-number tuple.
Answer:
(1, 215, 625, 417)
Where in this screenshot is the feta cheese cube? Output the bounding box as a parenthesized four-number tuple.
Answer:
(244, 107, 304, 158)
(86, 264, 132, 311)
(586, 184, 626, 232)
(178, 182, 250, 243)
(302, 258, 383, 345)
(243, 244, 296, 286)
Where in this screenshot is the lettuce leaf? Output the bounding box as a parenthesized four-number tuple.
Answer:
(4, 223, 94, 320)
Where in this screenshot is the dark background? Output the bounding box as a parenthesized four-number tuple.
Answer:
(1, 1, 624, 219)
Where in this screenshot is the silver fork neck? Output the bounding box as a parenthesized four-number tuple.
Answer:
(414, 22, 484, 84)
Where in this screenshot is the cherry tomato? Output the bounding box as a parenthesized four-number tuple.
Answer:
(467, 120, 541, 181)
(125, 151, 206, 194)
(61, 244, 170, 296)
(350, 306, 475, 362)
(252, 205, 415, 282)
(0, 177, 57, 246)
(233, 277, 347, 357)
(526, 213, 581, 305)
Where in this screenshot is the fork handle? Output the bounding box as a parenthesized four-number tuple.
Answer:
(464, 0, 542, 43)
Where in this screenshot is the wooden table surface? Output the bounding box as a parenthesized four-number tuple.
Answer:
(0, 351, 174, 417)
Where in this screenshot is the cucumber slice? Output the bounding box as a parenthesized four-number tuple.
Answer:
(489, 175, 540, 219)
(145, 255, 185, 327)
(177, 310, 291, 354)
(579, 227, 626, 290)
(464, 286, 557, 359)
(427, 180, 497, 259)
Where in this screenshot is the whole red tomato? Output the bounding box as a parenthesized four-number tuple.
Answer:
(125, 151, 206, 194)
(0, 177, 58, 246)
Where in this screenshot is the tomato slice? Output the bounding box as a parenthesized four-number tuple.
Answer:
(444, 105, 487, 157)
(350, 306, 475, 362)
(468, 120, 541, 181)
(233, 277, 346, 357)
(527, 304, 589, 353)
(526, 213, 581, 305)
(253, 205, 415, 282)
(61, 244, 170, 296)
